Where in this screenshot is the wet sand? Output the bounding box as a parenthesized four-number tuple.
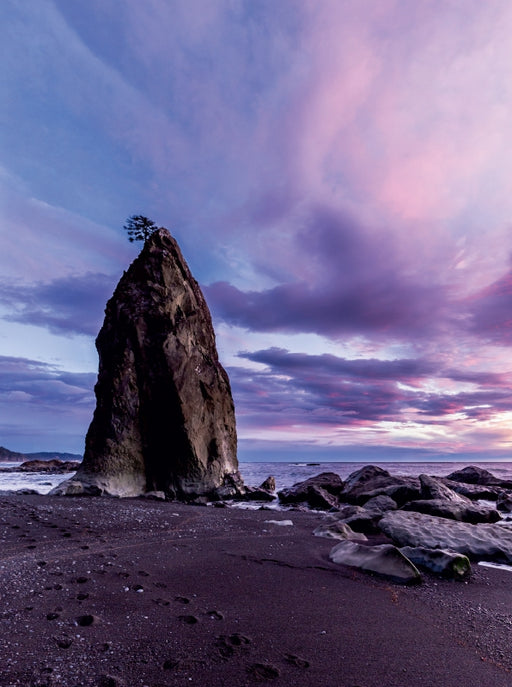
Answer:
(1, 493, 511, 687)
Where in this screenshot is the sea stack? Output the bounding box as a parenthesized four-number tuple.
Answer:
(54, 228, 242, 499)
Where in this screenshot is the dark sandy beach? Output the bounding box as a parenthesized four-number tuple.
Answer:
(1, 494, 511, 687)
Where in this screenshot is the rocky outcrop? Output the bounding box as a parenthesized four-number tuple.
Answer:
(17, 459, 81, 473)
(329, 540, 421, 584)
(446, 465, 512, 489)
(401, 474, 501, 523)
(379, 510, 512, 563)
(53, 228, 242, 500)
(278, 472, 344, 510)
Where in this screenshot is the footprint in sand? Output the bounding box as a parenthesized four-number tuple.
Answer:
(284, 653, 310, 669)
(174, 596, 190, 604)
(152, 598, 170, 607)
(75, 614, 98, 627)
(246, 663, 280, 681)
(177, 614, 199, 625)
(206, 610, 224, 620)
(54, 636, 73, 649)
(215, 633, 251, 658)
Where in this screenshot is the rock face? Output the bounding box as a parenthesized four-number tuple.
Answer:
(55, 228, 241, 499)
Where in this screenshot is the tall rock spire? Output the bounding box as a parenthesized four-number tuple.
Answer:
(55, 228, 242, 499)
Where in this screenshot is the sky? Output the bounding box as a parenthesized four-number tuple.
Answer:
(2, 0, 512, 462)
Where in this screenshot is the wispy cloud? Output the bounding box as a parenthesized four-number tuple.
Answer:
(0, 273, 116, 337)
(0, 356, 95, 452)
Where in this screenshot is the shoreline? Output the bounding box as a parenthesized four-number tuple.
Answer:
(1, 493, 511, 686)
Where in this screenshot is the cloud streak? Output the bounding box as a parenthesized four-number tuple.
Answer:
(0, 273, 116, 337)
(0, 356, 95, 453)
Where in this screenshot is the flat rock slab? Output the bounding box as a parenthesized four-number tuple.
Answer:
(380, 510, 512, 563)
(329, 540, 421, 584)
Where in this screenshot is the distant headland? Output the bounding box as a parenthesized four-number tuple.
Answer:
(0, 446, 82, 463)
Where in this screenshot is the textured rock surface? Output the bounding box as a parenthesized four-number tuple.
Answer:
(329, 540, 421, 584)
(380, 510, 512, 563)
(399, 546, 471, 580)
(54, 228, 241, 499)
(339, 465, 421, 506)
(402, 498, 501, 523)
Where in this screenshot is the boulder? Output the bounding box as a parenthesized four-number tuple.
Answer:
(400, 546, 471, 580)
(363, 494, 397, 514)
(380, 510, 512, 563)
(402, 498, 501, 524)
(51, 480, 103, 497)
(330, 505, 383, 534)
(313, 521, 368, 541)
(419, 474, 468, 502)
(259, 476, 276, 492)
(243, 485, 276, 502)
(445, 465, 512, 488)
(496, 492, 512, 513)
(329, 540, 421, 584)
(441, 478, 504, 501)
(339, 465, 421, 506)
(278, 472, 343, 510)
(52, 228, 242, 500)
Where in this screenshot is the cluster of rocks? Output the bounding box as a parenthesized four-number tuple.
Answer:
(252, 464, 512, 583)
(5, 459, 82, 474)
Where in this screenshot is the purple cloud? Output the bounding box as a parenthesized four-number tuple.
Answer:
(464, 267, 512, 345)
(0, 356, 95, 452)
(206, 204, 449, 340)
(0, 273, 117, 337)
(231, 348, 511, 432)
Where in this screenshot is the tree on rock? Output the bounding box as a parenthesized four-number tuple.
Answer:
(123, 215, 158, 243)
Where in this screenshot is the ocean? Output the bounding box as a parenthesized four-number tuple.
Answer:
(2, 460, 512, 495)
